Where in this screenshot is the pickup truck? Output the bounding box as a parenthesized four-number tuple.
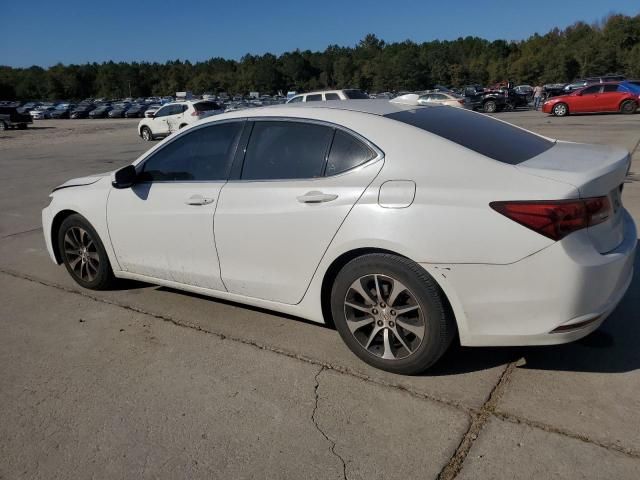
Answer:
(462, 86, 507, 113)
(0, 106, 33, 130)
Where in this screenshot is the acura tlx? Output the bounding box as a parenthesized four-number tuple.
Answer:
(42, 100, 636, 374)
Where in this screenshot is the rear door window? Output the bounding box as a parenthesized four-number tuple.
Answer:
(603, 84, 619, 93)
(306, 94, 322, 102)
(385, 107, 553, 165)
(194, 101, 221, 111)
(241, 121, 333, 180)
(325, 93, 340, 100)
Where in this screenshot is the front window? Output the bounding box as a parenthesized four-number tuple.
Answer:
(138, 122, 244, 182)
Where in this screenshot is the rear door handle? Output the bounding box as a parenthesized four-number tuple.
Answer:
(186, 195, 215, 206)
(296, 191, 338, 204)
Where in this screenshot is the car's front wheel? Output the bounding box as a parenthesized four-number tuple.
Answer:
(140, 126, 153, 141)
(552, 103, 569, 116)
(330, 254, 455, 375)
(483, 100, 497, 113)
(58, 214, 115, 290)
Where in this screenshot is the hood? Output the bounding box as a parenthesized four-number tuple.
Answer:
(52, 171, 112, 192)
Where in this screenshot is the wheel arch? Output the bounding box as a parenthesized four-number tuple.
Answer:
(50, 209, 80, 264)
(319, 247, 457, 336)
(620, 98, 638, 111)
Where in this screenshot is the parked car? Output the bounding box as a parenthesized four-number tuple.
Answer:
(108, 104, 130, 118)
(70, 104, 96, 119)
(563, 75, 626, 93)
(543, 83, 639, 116)
(144, 104, 162, 118)
(0, 106, 32, 130)
(125, 104, 148, 118)
(49, 104, 77, 119)
(462, 86, 507, 113)
(287, 89, 369, 103)
(88, 105, 113, 118)
(43, 100, 636, 374)
(418, 92, 465, 107)
(17, 102, 41, 114)
(137, 100, 224, 141)
(30, 106, 56, 120)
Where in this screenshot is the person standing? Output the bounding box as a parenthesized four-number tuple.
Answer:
(533, 84, 544, 110)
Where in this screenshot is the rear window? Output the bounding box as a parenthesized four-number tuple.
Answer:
(194, 101, 221, 112)
(344, 90, 369, 99)
(385, 107, 553, 165)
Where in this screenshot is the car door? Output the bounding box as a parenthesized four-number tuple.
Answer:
(107, 121, 245, 289)
(214, 120, 383, 304)
(150, 105, 172, 135)
(599, 84, 624, 112)
(572, 85, 603, 112)
(167, 104, 188, 132)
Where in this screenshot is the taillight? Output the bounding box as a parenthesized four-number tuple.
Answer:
(490, 197, 611, 240)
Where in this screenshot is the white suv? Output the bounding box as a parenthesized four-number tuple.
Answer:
(286, 89, 369, 103)
(138, 100, 224, 141)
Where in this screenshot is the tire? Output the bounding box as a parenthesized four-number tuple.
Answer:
(0, 121, 7, 131)
(57, 214, 115, 290)
(140, 126, 153, 141)
(483, 100, 497, 113)
(620, 100, 637, 114)
(552, 103, 569, 117)
(330, 253, 455, 375)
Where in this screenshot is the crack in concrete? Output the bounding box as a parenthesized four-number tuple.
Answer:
(3, 268, 640, 465)
(437, 361, 518, 480)
(0, 227, 43, 239)
(311, 367, 348, 480)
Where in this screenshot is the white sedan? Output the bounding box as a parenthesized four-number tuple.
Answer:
(42, 100, 636, 374)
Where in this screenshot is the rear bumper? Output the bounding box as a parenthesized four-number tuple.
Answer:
(423, 209, 636, 346)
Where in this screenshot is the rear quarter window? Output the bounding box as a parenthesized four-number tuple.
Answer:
(384, 107, 553, 165)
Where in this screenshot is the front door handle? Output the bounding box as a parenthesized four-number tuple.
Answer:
(186, 195, 215, 206)
(296, 191, 338, 204)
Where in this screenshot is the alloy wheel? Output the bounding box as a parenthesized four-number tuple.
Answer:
(63, 226, 100, 282)
(553, 104, 567, 116)
(343, 274, 426, 360)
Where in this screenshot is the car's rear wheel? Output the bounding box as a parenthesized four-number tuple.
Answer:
(330, 254, 455, 375)
(0, 121, 7, 131)
(552, 103, 569, 116)
(620, 100, 637, 114)
(141, 126, 153, 141)
(58, 214, 115, 290)
(483, 100, 497, 113)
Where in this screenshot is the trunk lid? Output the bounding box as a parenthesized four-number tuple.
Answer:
(517, 141, 630, 253)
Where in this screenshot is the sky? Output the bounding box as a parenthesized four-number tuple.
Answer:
(1, 0, 638, 67)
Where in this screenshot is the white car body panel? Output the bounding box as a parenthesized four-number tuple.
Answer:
(43, 101, 636, 348)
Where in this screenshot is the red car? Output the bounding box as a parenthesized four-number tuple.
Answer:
(542, 82, 638, 116)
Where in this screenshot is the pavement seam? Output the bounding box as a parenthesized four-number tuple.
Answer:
(0, 227, 43, 239)
(311, 367, 348, 480)
(492, 411, 640, 459)
(4, 268, 640, 464)
(436, 361, 519, 480)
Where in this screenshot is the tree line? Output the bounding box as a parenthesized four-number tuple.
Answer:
(1, 13, 639, 100)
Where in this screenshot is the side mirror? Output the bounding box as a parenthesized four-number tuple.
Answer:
(112, 165, 138, 189)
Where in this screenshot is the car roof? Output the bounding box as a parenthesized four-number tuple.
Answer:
(265, 99, 427, 116)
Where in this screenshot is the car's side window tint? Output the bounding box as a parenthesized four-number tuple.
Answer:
(307, 94, 322, 102)
(325, 93, 340, 100)
(325, 130, 375, 176)
(582, 86, 600, 95)
(154, 106, 170, 117)
(139, 123, 243, 182)
(603, 84, 618, 93)
(241, 121, 333, 180)
(288, 96, 303, 103)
